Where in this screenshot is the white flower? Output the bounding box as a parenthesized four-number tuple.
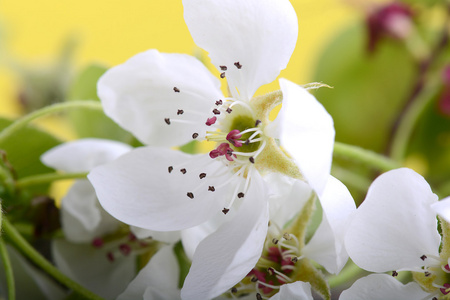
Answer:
(235, 174, 355, 299)
(42, 139, 140, 299)
(344, 168, 450, 299)
(339, 274, 429, 300)
(89, 0, 335, 298)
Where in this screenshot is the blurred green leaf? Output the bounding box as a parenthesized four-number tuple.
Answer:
(0, 117, 62, 200)
(67, 64, 134, 143)
(408, 92, 450, 186)
(312, 23, 416, 152)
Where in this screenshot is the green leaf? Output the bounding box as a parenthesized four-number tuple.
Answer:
(67, 64, 134, 143)
(311, 23, 416, 152)
(0, 117, 62, 199)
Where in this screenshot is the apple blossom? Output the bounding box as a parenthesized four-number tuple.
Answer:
(88, 0, 335, 298)
(345, 168, 450, 299)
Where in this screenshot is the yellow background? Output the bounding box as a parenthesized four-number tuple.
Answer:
(0, 0, 358, 120)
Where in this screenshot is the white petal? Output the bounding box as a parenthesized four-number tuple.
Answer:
(52, 240, 136, 299)
(181, 210, 228, 260)
(431, 196, 450, 224)
(269, 282, 313, 300)
(303, 176, 355, 274)
(181, 172, 269, 300)
(345, 168, 440, 272)
(339, 274, 430, 300)
(118, 245, 180, 300)
(130, 226, 181, 244)
(61, 180, 120, 243)
(264, 173, 313, 228)
(89, 147, 232, 231)
(41, 138, 132, 173)
(267, 79, 335, 197)
(183, 0, 298, 100)
(98, 49, 223, 146)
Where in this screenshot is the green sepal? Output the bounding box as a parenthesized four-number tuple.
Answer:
(293, 259, 330, 300)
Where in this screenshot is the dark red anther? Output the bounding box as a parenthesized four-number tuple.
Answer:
(206, 116, 217, 126)
(445, 264, 450, 272)
(92, 237, 104, 248)
(226, 130, 243, 147)
(119, 244, 132, 256)
(209, 143, 235, 161)
(440, 283, 450, 295)
(107, 252, 115, 262)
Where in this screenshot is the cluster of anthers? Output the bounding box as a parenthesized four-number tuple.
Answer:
(163, 62, 271, 215)
(400, 254, 450, 300)
(229, 229, 303, 299)
(91, 232, 156, 263)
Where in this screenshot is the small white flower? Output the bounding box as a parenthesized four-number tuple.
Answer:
(344, 168, 450, 299)
(42, 139, 142, 299)
(89, 0, 335, 298)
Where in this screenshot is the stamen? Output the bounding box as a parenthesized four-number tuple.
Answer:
(238, 192, 245, 198)
(199, 173, 206, 179)
(164, 118, 171, 125)
(231, 287, 237, 293)
(206, 117, 217, 126)
(177, 109, 184, 115)
(249, 157, 255, 164)
(220, 72, 226, 78)
(392, 271, 398, 277)
(213, 109, 221, 115)
(173, 87, 180, 93)
(421, 255, 427, 261)
(208, 186, 215, 192)
(440, 283, 450, 295)
(272, 238, 279, 245)
(192, 133, 199, 139)
(255, 119, 261, 126)
(187, 192, 194, 199)
(180, 168, 187, 174)
(216, 100, 223, 106)
(119, 244, 132, 256)
(268, 267, 292, 283)
(226, 107, 232, 113)
(92, 238, 104, 248)
(107, 252, 114, 262)
(222, 208, 230, 214)
(234, 62, 242, 69)
(443, 264, 450, 273)
(220, 66, 227, 71)
(168, 166, 173, 173)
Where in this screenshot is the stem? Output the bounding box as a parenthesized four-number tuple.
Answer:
(0, 101, 103, 144)
(328, 261, 364, 288)
(390, 82, 439, 161)
(387, 9, 450, 158)
(15, 172, 88, 188)
(2, 217, 104, 300)
(333, 141, 402, 172)
(0, 238, 15, 300)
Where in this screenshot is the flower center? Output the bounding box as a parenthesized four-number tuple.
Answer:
(411, 255, 450, 299)
(229, 228, 302, 299)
